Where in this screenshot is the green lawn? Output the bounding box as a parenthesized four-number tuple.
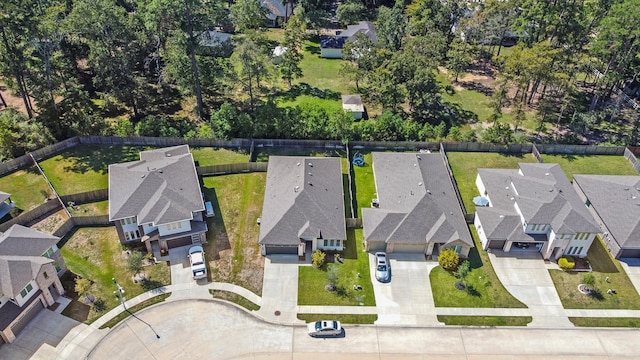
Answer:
(298, 313, 377, 324)
(253, 148, 345, 162)
(202, 173, 266, 295)
(437, 315, 532, 326)
(0, 167, 51, 211)
(446, 151, 537, 213)
(549, 237, 640, 310)
(430, 226, 526, 308)
(541, 154, 637, 181)
(277, 94, 342, 111)
(190, 147, 250, 167)
(39, 145, 147, 195)
(351, 152, 376, 218)
(296, 38, 352, 95)
(60, 227, 170, 323)
(569, 317, 640, 327)
(298, 229, 375, 306)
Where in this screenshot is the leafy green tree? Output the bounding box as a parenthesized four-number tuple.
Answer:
(374, 111, 404, 141)
(231, 32, 272, 118)
(454, 260, 470, 289)
(446, 38, 476, 82)
(438, 248, 459, 271)
(127, 251, 145, 275)
(230, 0, 269, 32)
(279, 15, 306, 87)
(483, 122, 515, 144)
(0, 108, 53, 160)
(336, 0, 366, 27)
(581, 273, 596, 292)
(375, 1, 407, 52)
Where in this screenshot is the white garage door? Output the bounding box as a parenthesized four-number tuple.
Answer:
(392, 243, 426, 253)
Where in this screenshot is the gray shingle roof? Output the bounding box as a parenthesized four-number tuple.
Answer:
(0, 225, 58, 299)
(342, 95, 364, 113)
(573, 175, 640, 250)
(108, 145, 205, 226)
(261, 0, 292, 18)
(259, 156, 346, 246)
(362, 152, 473, 247)
(340, 21, 377, 43)
(0, 191, 10, 203)
(477, 163, 600, 240)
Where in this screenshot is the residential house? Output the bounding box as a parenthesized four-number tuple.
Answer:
(197, 30, 233, 57)
(474, 163, 600, 259)
(341, 95, 364, 120)
(0, 225, 66, 345)
(320, 21, 377, 59)
(573, 175, 640, 258)
(258, 156, 346, 256)
(109, 145, 207, 255)
(261, 0, 293, 27)
(362, 153, 474, 257)
(0, 191, 15, 219)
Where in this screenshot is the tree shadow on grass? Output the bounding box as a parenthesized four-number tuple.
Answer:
(274, 83, 341, 102)
(202, 187, 230, 260)
(60, 145, 145, 175)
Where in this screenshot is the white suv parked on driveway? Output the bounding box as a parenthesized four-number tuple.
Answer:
(188, 246, 207, 280)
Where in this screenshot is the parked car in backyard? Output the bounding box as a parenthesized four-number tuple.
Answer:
(307, 320, 342, 337)
(188, 245, 207, 280)
(375, 252, 390, 282)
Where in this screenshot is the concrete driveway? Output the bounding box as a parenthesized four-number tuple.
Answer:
(258, 255, 302, 324)
(0, 309, 81, 360)
(489, 250, 573, 327)
(168, 245, 208, 286)
(369, 253, 442, 326)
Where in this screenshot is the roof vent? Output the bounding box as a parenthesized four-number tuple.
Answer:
(141, 174, 146, 178)
(308, 172, 312, 176)
(499, 215, 504, 218)
(549, 188, 554, 192)
(633, 196, 637, 200)
(296, 162, 301, 166)
(505, 186, 509, 190)
(166, 153, 171, 157)
(294, 186, 300, 192)
(308, 182, 313, 186)
(510, 197, 515, 201)
(624, 187, 629, 190)
(158, 170, 163, 173)
(427, 189, 431, 194)
(308, 163, 313, 167)
(418, 182, 423, 186)
(417, 155, 422, 160)
(414, 163, 417, 167)
(545, 173, 549, 176)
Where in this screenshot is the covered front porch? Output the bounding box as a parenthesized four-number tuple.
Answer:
(141, 220, 208, 256)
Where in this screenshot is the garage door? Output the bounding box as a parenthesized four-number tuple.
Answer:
(489, 240, 506, 250)
(10, 300, 44, 338)
(167, 236, 193, 249)
(265, 245, 298, 254)
(392, 243, 426, 253)
(366, 241, 386, 252)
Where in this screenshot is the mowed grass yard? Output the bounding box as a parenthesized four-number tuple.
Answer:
(430, 226, 526, 308)
(39, 145, 147, 195)
(541, 154, 637, 181)
(0, 166, 52, 211)
(190, 147, 250, 166)
(298, 229, 375, 306)
(202, 172, 266, 295)
(446, 151, 537, 213)
(60, 227, 170, 323)
(549, 236, 640, 310)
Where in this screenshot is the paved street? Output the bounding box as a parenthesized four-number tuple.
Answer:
(87, 300, 640, 359)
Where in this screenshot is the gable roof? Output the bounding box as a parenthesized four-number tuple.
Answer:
(320, 21, 377, 49)
(342, 95, 364, 113)
(261, 0, 292, 18)
(362, 152, 473, 247)
(259, 156, 346, 246)
(477, 163, 599, 240)
(0, 225, 58, 299)
(108, 145, 205, 226)
(198, 30, 232, 47)
(573, 174, 640, 250)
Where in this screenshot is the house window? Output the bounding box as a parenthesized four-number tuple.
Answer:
(43, 272, 49, 279)
(43, 247, 54, 258)
(567, 247, 573, 255)
(330, 240, 334, 247)
(449, 245, 462, 254)
(324, 239, 328, 246)
(20, 283, 33, 298)
(578, 247, 583, 254)
(335, 240, 341, 247)
(124, 230, 140, 241)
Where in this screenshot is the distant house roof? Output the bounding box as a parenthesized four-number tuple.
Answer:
(259, 157, 346, 246)
(108, 145, 205, 226)
(261, 0, 292, 19)
(342, 95, 364, 113)
(320, 21, 377, 49)
(477, 163, 600, 241)
(362, 153, 473, 247)
(198, 30, 232, 47)
(0, 225, 58, 299)
(573, 175, 640, 250)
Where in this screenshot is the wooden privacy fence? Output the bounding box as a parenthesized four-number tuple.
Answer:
(532, 144, 543, 163)
(0, 200, 62, 232)
(59, 189, 109, 205)
(197, 162, 268, 176)
(53, 215, 111, 239)
(624, 147, 640, 174)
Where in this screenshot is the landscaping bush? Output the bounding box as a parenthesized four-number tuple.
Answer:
(558, 256, 575, 270)
(438, 248, 460, 271)
(311, 249, 326, 268)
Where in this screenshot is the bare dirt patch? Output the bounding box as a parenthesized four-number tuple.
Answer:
(31, 208, 69, 234)
(0, 83, 30, 114)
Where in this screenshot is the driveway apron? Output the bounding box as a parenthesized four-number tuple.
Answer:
(370, 253, 442, 326)
(258, 255, 302, 324)
(489, 250, 573, 327)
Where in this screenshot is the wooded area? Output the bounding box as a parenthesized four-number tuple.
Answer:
(1, 0, 638, 161)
